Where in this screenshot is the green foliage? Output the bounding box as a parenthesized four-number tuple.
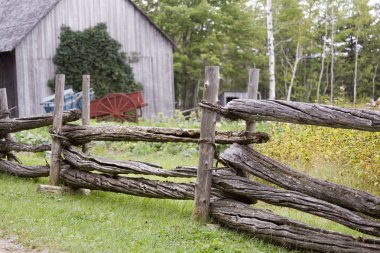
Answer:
(256, 123, 380, 189)
(50, 23, 142, 97)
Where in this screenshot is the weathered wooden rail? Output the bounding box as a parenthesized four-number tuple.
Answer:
(200, 99, 380, 132)
(1, 69, 380, 253)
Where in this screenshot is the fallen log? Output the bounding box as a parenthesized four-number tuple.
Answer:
(63, 148, 236, 178)
(0, 109, 81, 135)
(0, 139, 50, 153)
(200, 100, 380, 132)
(211, 200, 380, 253)
(0, 159, 49, 178)
(61, 125, 269, 145)
(213, 175, 380, 237)
(219, 143, 380, 219)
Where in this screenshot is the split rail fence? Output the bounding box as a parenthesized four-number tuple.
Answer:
(0, 67, 380, 253)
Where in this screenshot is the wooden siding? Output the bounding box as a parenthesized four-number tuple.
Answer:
(15, 0, 174, 118)
(0, 51, 18, 117)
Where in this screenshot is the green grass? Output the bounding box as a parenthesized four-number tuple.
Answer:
(0, 174, 296, 253)
(2, 115, 379, 252)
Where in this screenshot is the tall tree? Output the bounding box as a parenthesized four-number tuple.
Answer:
(267, 0, 276, 99)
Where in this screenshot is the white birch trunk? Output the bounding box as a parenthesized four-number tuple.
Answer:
(330, 6, 335, 105)
(267, 0, 276, 99)
(353, 38, 359, 104)
(286, 41, 302, 101)
(317, 5, 328, 103)
(373, 64, 378, 100)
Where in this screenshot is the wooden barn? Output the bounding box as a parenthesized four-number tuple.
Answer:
(0, 0, 175, 118)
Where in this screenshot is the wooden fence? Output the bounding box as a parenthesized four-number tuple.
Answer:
(0, 67, 380, 252)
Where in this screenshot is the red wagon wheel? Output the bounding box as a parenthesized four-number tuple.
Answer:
(94, 93, 138, 122)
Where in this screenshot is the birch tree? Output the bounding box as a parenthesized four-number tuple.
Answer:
(267, 0, 276, 99)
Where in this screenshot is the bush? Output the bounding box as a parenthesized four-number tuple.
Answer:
(50, 23, 142, 97)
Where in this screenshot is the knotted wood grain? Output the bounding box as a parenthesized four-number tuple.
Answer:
(211, 200, 380, 253)
(200, 100, 380, 132)
(219, 143, 380, 219)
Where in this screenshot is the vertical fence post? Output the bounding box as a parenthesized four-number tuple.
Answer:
(194, 66, 220, 222)
(0, 88, 15, 162)
(246, 68, 260, 135)
(82, 75, 90, 154)
(49, 74, 65, 186)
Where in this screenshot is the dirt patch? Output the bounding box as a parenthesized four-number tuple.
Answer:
(0, 233, 50, 253)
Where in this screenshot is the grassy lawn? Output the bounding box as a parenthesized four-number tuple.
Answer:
(1, 116, 379, 252)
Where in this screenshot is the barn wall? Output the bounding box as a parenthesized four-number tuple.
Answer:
(15, 0, 174, 118)
(0, 51, 18, 117)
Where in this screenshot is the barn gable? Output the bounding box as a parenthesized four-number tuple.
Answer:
(0, 0, 61, 52)
(0, 0, 175, 118)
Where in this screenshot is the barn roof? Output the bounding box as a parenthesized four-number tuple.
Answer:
(0, 0, 176, 53)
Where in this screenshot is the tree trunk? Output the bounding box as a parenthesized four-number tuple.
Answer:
(61, 125, 269, 145)
(353, 38, 359, 104)
(211, 200, 380, 253)
(372, 64, 378, 99)
(286, 41, 302, 101)
(267, 0, 276, 99)
(330, 6, 335, 105)
(317, 5, 328, 103)
(213, 175, 380, 237)
(219, 143, 380, 219)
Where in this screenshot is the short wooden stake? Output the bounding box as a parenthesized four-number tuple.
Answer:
(81, 75, 90, 154)
(49, 74, 65, 186)
(0, 88, 16, 162)
(246, 68, 260, 134)
(239, 68, 260, 178)
(194, 66, 220, 222)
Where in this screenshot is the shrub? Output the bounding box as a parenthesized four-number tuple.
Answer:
(50, 23, 142, 97)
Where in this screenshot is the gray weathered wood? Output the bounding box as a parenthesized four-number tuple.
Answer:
(9, 0, 175, 118)
(49, 74, 65, 186)
(220, 143, 380, 219)
(0, 110, 81, 135)
(211, 200, 380, 253)
(0, 159, 49, 178)
(0, 109, 10, 120)
(241, 68, 260, 178)
(60, 166, 224, 200)
(0, 139, 50, 153)
(62, 148, 236, 178)
(194, 66, 220, 221)
(81, 75, 90, 154)
(61, 125, 269, 145)
(213, 175, 380, 237)
(200, 100, 380, 132)
(37, 185, 73, 195)
(0, 88, 16, 161)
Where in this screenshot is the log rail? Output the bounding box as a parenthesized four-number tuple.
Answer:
(200, 99, 380, 132)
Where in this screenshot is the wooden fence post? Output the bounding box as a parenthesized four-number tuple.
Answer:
(246, 68, 260, 134)
(194, 66, 220, 222)
(235, 68, 260, 178)
(49, 74, 65, 186)
(82, 75, 90, 154)
(0, 88, 15, 162)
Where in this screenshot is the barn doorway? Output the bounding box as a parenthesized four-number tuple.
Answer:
(0, 50, 18, 117)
